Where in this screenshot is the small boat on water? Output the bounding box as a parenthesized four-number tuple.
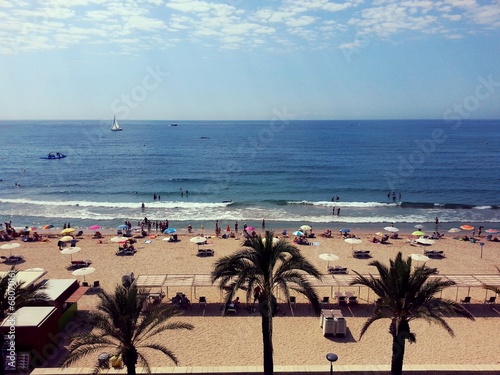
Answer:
(40, 152, 66, 160)
(111, 116, 123, 131)
(171, 123, 178, 126)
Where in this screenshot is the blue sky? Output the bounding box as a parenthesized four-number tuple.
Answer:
(1, 0, 499, 120)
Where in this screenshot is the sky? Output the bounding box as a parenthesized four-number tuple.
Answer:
(1, 0, 499, 121)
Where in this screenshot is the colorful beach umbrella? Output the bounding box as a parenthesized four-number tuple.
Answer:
(340, 228, 350, 233)
(163, 228, 177, 234)
(460, 225, 474, 231)
(412, 230, 426, 236)
(485, 229, 499, 234)
(44, 224, 54, 230)
(60, 236, 74, 242)
(88, 225, 101, 231)
(292, 231, 303, 236)
(300, 225, 312, 231)
(245, 226, 256, 232)
(60, 228, 76, 235)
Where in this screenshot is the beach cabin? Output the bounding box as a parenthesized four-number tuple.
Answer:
(0, 306, 59, 371)
(39, 279, 86, 329)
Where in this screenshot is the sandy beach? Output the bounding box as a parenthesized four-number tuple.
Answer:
(4, 226, 500, 369)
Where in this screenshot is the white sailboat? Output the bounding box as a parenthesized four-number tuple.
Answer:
(111, 116, 123, 131)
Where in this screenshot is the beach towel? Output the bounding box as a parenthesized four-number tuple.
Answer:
(311, 242, 320, 246)
(144, 240, 152, 244)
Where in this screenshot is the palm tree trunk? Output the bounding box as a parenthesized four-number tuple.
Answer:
(125, 361, 136, 375)
(390, 320, 409, 375)
(261, 313, 274, 375)
(391, 333, 405, 375)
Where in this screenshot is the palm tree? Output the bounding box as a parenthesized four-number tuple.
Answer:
(62, 284, 193, 375)
(0, 266, 50, 317)
(212, 232, 322, 375)
(350, 252, 474, 375)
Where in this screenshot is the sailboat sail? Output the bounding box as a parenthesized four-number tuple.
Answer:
(111, 116, 122, 131)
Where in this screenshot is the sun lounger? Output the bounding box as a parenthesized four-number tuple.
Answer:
(71, 260, 92, 268)
(328, 266, 348, 274)
(1, 255, 24, 263)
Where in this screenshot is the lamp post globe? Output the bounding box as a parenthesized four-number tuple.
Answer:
(326, 353, 338, 374)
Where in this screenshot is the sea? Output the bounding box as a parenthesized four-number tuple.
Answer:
(0, 119, 499, 233)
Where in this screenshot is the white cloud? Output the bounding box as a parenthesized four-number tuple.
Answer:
(442, 13, 462, 21)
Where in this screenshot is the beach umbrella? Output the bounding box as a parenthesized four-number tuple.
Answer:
(300, 225, 312, 231)
(412, 230, 426, 236)
(344, 238, 362, 251)
(189, 236, 207, 244)
(189, 236, 207, 249)
(60, 228, 76, 235)
(292, 231, 303, 236)
(117, 224, 128, 230)
(88, 225, 101, 231)
(60, 236, 74, 242)
(375, 232, 384, 236)
(1, 243, 20, 256)
(410, 253, 430, 267)
(71, 267, 95, 282)
(416, 238, 435, 245)
(61, 247, 81, 261)
(110, 236, 128, 243)
(460, 225, 474, 231)
(485, 229, 499, 234)
(319, 253, 339, 268)
(448, 228, 461, 233)
(384, 226, 399, 232)
(245, 226, 256, 232)
(410, 253, 430, 263)
(44, 224, 54, 230)
(340, 228, 350, 233)
(163, 228, 177, 234)
(414, 224, 424, 229)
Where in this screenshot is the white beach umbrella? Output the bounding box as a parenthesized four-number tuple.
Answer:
(410, 253, 430, 263)
(319, 253, 339, 268)
(416, 238, 435, 245)
(190, 236, 207, 244)
(71, 267, 95, 281)
(190, 236, 207, 249)
(0, 243, 20, 250)
(384, 226, 399, 232)
(60, 247, 81, 261)
(344, 238, 362, 251)
(1, 243, 21, 256)
(448, 228, 461, 233)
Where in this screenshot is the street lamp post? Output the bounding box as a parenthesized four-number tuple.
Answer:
(326, 353, 338, 375)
